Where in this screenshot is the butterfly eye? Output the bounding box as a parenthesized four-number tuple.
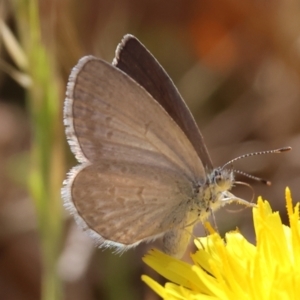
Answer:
(215, 175, 223, 185)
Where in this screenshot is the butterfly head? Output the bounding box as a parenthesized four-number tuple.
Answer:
(209, 167, 235, 192)
(205, 146, 292, 205)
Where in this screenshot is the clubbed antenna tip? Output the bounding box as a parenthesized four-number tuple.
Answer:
(222, 146, 292, 170)
(276, 146, 292, 153)
(262, 179, 272, 186)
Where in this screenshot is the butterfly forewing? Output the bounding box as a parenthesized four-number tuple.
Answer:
(113, 34, 213, 171)
(65, 56, 204, 180)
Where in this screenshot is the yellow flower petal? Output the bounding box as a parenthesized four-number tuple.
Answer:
(142, 249, 202, 288)
(141, 275, 166, 298)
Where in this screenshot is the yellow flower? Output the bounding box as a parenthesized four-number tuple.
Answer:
(142, 188, 300, 300)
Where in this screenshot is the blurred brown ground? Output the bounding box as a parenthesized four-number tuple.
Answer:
(0, 0, 300, 299)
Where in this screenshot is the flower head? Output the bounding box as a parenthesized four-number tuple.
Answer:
(142, 188, 300, 299)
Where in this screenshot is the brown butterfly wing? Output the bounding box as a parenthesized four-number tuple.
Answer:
(113, 34, 213, 171)
(65, 161, 194, 247)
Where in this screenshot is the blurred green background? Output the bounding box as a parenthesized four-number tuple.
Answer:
(0, 0, 299, 299)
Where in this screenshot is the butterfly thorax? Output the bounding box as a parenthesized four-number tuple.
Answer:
(190, 168, 235, 222)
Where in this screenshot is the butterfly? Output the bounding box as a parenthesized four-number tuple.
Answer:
(62, 34, 290, 258)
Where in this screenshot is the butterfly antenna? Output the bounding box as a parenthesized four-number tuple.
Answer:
(222, 147, 291, 170)
(234, 169, 271, 186)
